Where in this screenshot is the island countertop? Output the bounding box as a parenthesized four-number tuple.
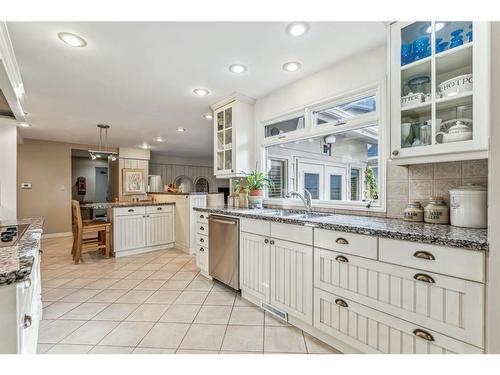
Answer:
(193, 207, 488, 251)
(0, 217, 44, 285)
(80, 202, 176, 209)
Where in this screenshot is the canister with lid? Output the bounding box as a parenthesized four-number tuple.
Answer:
(450, 184, 487, 228)
(424, 197, 449, 224)
(404, 201, 424, 222)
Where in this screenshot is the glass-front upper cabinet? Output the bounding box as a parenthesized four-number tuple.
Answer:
(215, 105, 233, 174)
(390, 21, 489, 164)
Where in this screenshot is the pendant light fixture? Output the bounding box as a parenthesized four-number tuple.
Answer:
(88, 124, 118, 161)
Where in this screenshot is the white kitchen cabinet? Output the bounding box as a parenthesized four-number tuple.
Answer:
(314, 288, 482, 354)
(270, 238, 313, 325)
(240, 231, 271, 304)
(211, 93, 255, 178)
(195, 212, 210, 279)
(314, 248, 484, 348)
(389, 22, 490, 164)
(112, 205, 175, 257)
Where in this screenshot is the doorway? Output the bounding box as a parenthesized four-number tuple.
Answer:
(95, 167, 108, 219)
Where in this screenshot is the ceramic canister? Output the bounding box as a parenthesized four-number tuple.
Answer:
(424, 196, 449, 224)
(450, 184, 487, 228)
(404, 201, 424, 222)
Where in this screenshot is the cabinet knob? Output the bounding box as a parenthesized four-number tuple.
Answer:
(413, 328, 434, 342)
(199, 247, 205, 252)
(128, 208, 134, 212)
(335, 298, 348, 308)
(23, 314, 32, 329)
(157, 207, 162, 210)
(335, 255, 349, 263)
(270, 240, 275, 245)
(200, 238, 204, 242)
(264, 239, 269, 244)
(200, 214, 204, 219)
(335, 237, 349, 245)
(392, 150, 399, 156)
(200, 226, 205, 231)
(413, 273, 435, 283)
(413, 251, 435, 261)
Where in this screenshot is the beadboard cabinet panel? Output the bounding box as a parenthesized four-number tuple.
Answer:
(146, 212, 175, 247)
(113, 214, 147, 252)
(271, 239, 313, 324)
(314, 289, 483, 354)
(314, 248, 484, 347)
(240, 231, 271, 303)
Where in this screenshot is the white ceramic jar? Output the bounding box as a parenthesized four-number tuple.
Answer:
(450, 184, 487, 228)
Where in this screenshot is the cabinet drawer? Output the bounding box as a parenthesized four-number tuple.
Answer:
(196, 222, 208, 236)
(271, 222, 313, 245)
(314, 249, 484, 347)
(146, 205, 173, 214)
(196, 233, 208, 247)
(196, 245, 209, 273)
(241, 218, 270, 236)
(114, 206, 146, 217)
(379, 238, 485, 283)
(314, 228, 377, 259)
(314, 288, 482, 354)
(196, 212, 209, 224)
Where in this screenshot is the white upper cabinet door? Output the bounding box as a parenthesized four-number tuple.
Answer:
(314, 249, 484, 348)
(240, 231, 271, 303)
(390, 21, 490, 165)
(113, 214, 146, 252)
(146, 212, 175, 247)
(270, 238, 313, 325)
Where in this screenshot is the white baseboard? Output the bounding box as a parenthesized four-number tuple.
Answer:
(42, 232, 73, 239)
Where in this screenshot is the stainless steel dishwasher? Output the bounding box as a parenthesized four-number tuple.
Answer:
(208, 215, 239, 290)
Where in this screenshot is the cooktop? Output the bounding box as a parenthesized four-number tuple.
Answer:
(0, 224, 29, 248)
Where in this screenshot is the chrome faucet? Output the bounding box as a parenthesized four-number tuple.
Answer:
(286, 189, 312, 213)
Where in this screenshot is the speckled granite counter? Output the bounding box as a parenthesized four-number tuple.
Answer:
(0, 218, 44, 285)
(193, 207, 488, 251)
(80, 202, 175, 209)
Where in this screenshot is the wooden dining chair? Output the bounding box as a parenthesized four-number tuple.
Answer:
(71, 200, 111, 264)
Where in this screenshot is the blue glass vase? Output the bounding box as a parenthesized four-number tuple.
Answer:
(450, 29, 464, 48)
(401, 43, 413, 66)
(413, 36, 430, 61)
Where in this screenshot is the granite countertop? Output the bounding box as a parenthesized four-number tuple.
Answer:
(193, 207, 488, 251)
(0, 218, 44, 285)
(80, 202, 176, 209)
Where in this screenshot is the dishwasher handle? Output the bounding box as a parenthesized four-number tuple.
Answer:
(209, 218, 237, 225)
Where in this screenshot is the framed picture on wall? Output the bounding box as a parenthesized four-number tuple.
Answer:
(122, 168, 145, 195)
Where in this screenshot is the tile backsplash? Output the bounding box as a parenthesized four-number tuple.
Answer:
(387, 159, 488, 218)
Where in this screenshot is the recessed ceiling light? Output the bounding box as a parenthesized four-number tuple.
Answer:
(203, 113, 213, 120)
(19, 122, 31, 128)
(140, 143, 150, 149)
(282, 61, 302, 72)
(156, 137, 164, 142)
(426, 22, 447, 34)
(229, 64, 247, 74)
(177, 127, 186, 132)
(193, 88, 210, 97)
(286, 22, 309, 37)
(57, 32, 87, 47)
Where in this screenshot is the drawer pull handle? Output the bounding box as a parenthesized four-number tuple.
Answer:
(200, 226, 205, 231)
(199, 247, 205, 252)
(414, 273, 435, 283)
(264, 239, 269, 244)
(413, 328, 434, 342)
(270, 240, 275, 245)
(335, 299, 348, 308)
(335, 237, 349, 245)
(413, 251, 435, 261)
(200, 238, 204, 243)
(128, 209, 134, 212)
(335, 255, 349, 263)
(23, 314, 32, 329)
(157, 207, 162, 210)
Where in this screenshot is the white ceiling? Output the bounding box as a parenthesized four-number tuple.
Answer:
(7, 22, 386, 159)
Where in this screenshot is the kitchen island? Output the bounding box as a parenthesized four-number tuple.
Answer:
(81, 202, 176, 257)
(0, 217, 44, 354)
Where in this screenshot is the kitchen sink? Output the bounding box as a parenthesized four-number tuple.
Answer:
(258, 210, 330, 220)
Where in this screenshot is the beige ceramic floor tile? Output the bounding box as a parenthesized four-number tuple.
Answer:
(59, 289, 102, 303)
(38, 319, 86, 344)
(93, 303, 140, 321)
(89, 345, 135, 354)
(264, 326, 307, 353)
(221, 325, 264, 352)
(147, 271, 175, 280)
(159, 280, 191, 291)
(132, 347, 176, 354)
(194, 305, 232, 325)
(108, 279, 142, 290)
(100, 321, 155, 346)
(229, 307, 264, 326)
(170, 272, 197, 281)
(185, 280, 214, 291)
(46, 344, 93, 354)
(37, 343, 54, 354)
(204, 291, 236, 306)
(134, 279, 166, 291)
(125, 270, 156, 280)
(139, 263, 164, 271)
(42, 278, 73, 288)
(303, 333, 342, 354)
(88, 289, 127, 303)
(84, 278, 120, 289)
(145, 290, 181, 304)
(234, 295, 256, 307)
(126, 304, 170, 322)
(42, 288, 77, 302)
(138, 322, 190, 349)
(174, 291, 208, 305)
(264, 311, 290, 326)
(61, 320, 120, 345)
(43, 302, 82, 319)
(160, 263, 184, 272)
(60, 302, 110, 320)
(116, 290, 155, 304)
(176, 349, 219, 354)
(159, 304, 201, 323)
(179, 324, 226, 351)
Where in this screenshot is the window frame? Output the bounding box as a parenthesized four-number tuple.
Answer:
(259, 82, 387, 212)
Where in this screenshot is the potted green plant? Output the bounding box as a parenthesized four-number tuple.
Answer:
(245, 170, 273, 197)
(364, 166, 378, 200)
